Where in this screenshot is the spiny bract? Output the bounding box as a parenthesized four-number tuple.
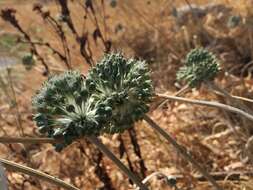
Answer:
(32, 71, 111, 151)
(87, 53, 153, 134)
(176, 48, 220, 87)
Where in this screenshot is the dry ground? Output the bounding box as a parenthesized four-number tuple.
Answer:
(1, 0, 253, 189)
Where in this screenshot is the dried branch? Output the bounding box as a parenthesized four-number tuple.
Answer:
(85, 141, 116, 190)
(128, 127, 147, 178)
(0, 158, 80, 190)
(143, 115, 222, 190)
(156, 93, 253, 122)
(118, 134, 135, 184)
(33, 4, 71, 69)
(0, 136, 58, 144)
(18, 38, 66, 63)
(87, 135, 149, 190)
(0, 136, 148, 190)
(56, 0, 79, 38)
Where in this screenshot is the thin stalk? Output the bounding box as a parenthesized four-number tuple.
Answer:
(86, 135, 149, 190)
(128, 127, 147, 178)
(206, 82, 253, 114)
(0, 137, 58, 144)
(7, 68, 24, 136)
(154, 85, 190, 110)
(0, 158, 80, 190)
(141, 172, 167, 186)
(0, 137, 154, 189)
(205, 82, 253, 134)
(143, 115, 222, 190)
(212, 90, 253, 104)
(156, 93, 253, 122)
(118, 134, 135, 184)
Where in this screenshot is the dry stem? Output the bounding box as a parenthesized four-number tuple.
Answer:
(0, 137, 59, 144)
(0, 158, 79, 190)
(143, 115, 223, 190)
(87, 135, 149, 190)
(0, 136, 149, 189)
(156, 93, 253, 122)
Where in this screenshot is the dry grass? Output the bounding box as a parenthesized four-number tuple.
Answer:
(1, 0, 253, 189)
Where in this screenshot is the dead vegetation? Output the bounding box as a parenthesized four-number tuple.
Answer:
(0, 0, 253, 189)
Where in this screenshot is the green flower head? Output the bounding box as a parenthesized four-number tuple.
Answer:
(32, 71, 111, 151)
(177, 48, 220, 87)
(87, 53, 153, 134)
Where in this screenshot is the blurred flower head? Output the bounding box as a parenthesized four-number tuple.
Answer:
(177, 48, 220, 87)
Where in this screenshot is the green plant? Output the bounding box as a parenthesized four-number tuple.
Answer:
(1, 52, 230, 190)
(177, 48, 220, 87)
(31, 52, 221, 190)
(32, 68, 149, 190)
(0, 2, 145, 189)
(32, 71, 111, 151)
(176, 48, 253, 172)
(177, 48, 253, 121)
(86, 53, 151, 178)
(86, 53, 153, 133)
(86, 52, 222, 190)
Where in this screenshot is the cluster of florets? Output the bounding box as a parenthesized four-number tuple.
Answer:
(32, 71, 112, 151)
(87, 53, 153, 133)
(32, 53, 153, 150)
(176, 48, 220, 87)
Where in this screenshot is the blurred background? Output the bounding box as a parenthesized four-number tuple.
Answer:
(1, 0, 253, 189)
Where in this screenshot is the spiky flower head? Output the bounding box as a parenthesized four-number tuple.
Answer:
(87, 53, 153, 134)
(176, 48, 220, 87)
(32, 71, 111, 151)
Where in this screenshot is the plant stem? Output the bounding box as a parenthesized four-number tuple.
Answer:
(210, 89, 253, 104)
(0, 158, 79, 190)
(141, 172, 168, 185)
(143, 115, 223, 190)
(156, 93, 253, 122)
(128, 127, 147, 178)
(86, 135, 149, 190)
(0, 136, 148, 189)
(206, 82, 253, 114)
(7, 68, 24, 136)
(0, 137, 59, 144)
(205, 82, 253, 134)
(154, 85, 189, 110)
